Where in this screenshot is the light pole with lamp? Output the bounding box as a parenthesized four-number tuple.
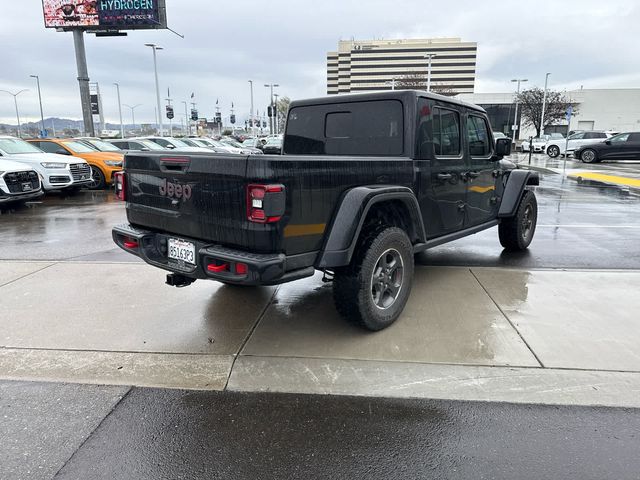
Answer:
(123, 103, 142, 134)
(30, 75, 46, 137)
(511, 78, 528, 145)
(264, 83, 279, 135)
(114, 83, 124, 138)
(248, 80, 255, 136)
(0, 89, 28, 138)
(539, 73, 551, 137)
(181, 101, 189, 136)
(145, 43, 164, 136)
(424, 53, 437, 92)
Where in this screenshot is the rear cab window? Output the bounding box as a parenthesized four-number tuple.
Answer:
(284, 100, 403, 156)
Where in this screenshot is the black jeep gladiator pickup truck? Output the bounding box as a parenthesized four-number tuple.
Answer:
(113, 90, 538, 331)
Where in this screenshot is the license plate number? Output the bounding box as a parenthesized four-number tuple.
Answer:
(168, 238, 196, 265)
(22, 183, 32, 191)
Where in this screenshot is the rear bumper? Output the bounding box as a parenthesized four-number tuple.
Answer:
(112, 224, 314, 286)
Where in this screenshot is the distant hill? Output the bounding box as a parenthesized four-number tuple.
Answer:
(0, 117, 158, 135)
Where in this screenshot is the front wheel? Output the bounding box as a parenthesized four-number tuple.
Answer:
(580, 149, 598, 163)
(87, 166, 106, 190)
(499, 190, 538, 251)
(333, 227, 414, 331)
(547, 145, 560, 158)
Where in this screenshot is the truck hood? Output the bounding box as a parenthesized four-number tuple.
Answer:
(0, 158, 39, 172)
(2, 152, 80, 165)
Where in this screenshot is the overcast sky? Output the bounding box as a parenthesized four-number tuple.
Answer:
(1, 0, 639, 126)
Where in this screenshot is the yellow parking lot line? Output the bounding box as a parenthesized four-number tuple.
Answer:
(568, 172, 640, 188)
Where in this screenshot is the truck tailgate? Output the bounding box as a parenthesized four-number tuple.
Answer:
(124, 152, 253, 249)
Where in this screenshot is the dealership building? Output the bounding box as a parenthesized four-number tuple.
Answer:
(327, 37, 477, 95)
(457, 88, 640, 140)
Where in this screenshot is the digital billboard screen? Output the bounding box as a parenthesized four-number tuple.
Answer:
(42, 0, 166, 30)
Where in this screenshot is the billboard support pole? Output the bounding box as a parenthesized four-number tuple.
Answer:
(72, 29, 95, 137)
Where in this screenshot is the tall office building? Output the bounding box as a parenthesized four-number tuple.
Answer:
(327, 37, 477, 95)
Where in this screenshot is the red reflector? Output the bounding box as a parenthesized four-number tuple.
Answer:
(251, 209, 266, 221)
(207, 263, 229, 273)
(123, 240, 138, 249)
(114, 171, 126, 201)
(235, 263, 248, 275)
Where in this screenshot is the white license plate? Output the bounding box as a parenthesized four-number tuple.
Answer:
(168, 238, 196, 265)
(22, 183, 32, 191)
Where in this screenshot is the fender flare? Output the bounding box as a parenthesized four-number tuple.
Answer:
(498, 170, 539, 218)
(316, 186, 426, 268)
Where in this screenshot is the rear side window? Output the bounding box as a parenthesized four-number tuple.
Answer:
(467, 115, 491, 157)
(284, 100, 403, 156)
(584, 132, 605, 139)
(38, 142, 63, 154)
(628, 133, 640, 142)
(433, 107, 461, 156)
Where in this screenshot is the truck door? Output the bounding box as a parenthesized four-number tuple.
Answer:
(415, 99, 467, 238)
(464, 113, 499, 227)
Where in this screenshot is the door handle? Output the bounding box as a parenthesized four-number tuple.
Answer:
(467, 171, 480, 179)
(437, 173, 453, 181)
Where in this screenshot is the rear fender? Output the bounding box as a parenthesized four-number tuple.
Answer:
(498, 170, 539, 218)
(316, 186, 426, 268)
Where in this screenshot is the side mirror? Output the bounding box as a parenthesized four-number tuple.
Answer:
(140, 147, 150, 151)
(605, 140, 611, 145)
(494, 137, 512, 158)
(166, 144, 176, 149)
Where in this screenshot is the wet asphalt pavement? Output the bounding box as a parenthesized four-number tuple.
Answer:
(2, 155, 640, 479)
(3, 381, 639, 480)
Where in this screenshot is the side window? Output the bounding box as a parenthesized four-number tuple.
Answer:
(610, 134, 629, 143)
(39, 141, 61, 154)
(467, 115, 491, 157)
(432, 107, 461, 157)
(628, 133, 640, 142)
(569, 132, 584, 140)
(29, 141, 42, 149)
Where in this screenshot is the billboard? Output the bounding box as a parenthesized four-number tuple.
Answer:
(42, 0, 167, 30)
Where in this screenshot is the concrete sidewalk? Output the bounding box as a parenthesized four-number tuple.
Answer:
(1, 260, 639, 408)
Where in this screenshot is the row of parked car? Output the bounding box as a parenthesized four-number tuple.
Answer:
(519, 130, 640, 163)
(0, 134, 284, 205)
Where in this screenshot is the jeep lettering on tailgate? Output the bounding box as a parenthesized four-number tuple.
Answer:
(159, 179, 192, 201)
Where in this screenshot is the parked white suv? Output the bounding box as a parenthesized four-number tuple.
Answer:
(0, 136, 92, 191)
(0, 157, 44, 204)
(546, 131, 610, 158)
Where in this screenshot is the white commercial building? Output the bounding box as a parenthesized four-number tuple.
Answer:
(327, 37, 477, 95)
(457, 88, 640, 140)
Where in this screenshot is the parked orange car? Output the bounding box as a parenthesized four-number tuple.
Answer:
(27, 138, 123, 189)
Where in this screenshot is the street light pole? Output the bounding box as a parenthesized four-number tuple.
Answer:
(123, 104, 142, 134)
(424, 54, 437, 92)
(114, 83, 124, 139)
(264, 83, 279, 135)
(145, 43, 164, 136)
(182, 101, 189, 136)
(0, 89, 28, 137)
(540, 73, 551, 137)
(273, 93, 279, 135)
(248, 80, 254, 136)
(30, 75, 46, 137)
(511, 78, 528, 144)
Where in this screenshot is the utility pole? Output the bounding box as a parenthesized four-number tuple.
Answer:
(145, 43, 164, 136)
(424, 53, 437, 92)
(511, 78, 528, 145)
(124, 104, 142, 134)
(30, 75, 46, 137)
(540, 73, 551, 137)
(248, 80, 254, 136)
(0, 89, 28, 138)
(114, 83, 124, 138)
(264, 83, 279, 135)
(182, 101, 189, 136)
(73, 30, 95, 136)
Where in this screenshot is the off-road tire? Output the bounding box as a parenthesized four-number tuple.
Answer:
(333, 226, 414, 331)
(499, 190, 538, 251)
(547, 145, 560, 158)
(580, 148, 599, 163)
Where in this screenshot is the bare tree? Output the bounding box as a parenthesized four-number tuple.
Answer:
(395, 73, 458, 96)
(516, 87, 580, 137)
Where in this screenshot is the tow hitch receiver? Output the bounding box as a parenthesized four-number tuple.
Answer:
(166, 273, 196, 288)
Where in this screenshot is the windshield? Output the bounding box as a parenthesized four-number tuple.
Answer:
(0, 138, 44, 154)
(266, 138, 282, 145)
(179, 139, 199, 147)
(221, 138, 243, 148)
(86, 139, 122, 152)
(139, 140, 164, 150)
(168, 138, 190, 147)
(62, 140, 98, 153)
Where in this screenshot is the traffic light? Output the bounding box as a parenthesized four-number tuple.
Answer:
(166, 105, 174, 120)
(191, 109, 198, 121)
(230, 114, 236, 124)
(267, 105, 273, 118)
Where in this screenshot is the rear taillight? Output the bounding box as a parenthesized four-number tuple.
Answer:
(246, 184, 285, 223)
(114, 171, 126, 201)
